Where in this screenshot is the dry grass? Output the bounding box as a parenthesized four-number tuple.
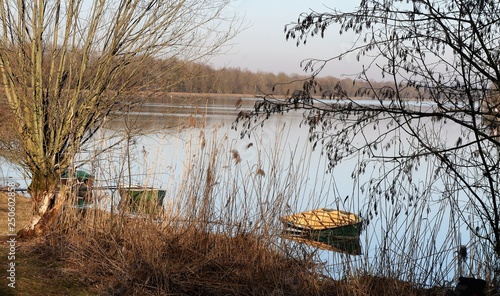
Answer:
(0, 122, 482, 295)
(34, 206, 458, 296)
(333, 274, 454, 296)
(0, 192, 95, 295)
(36, 207, 336, 295)
(0, 192, 32, 233)
(0, 146, 474, 295)
(0, 193, 458, 295)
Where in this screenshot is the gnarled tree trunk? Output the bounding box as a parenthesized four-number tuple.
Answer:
(18, 172, 67, 237)
(0, 0, 239, 238)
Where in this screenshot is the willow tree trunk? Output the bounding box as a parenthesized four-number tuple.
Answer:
(0, 0, 238, 238)
(18, 172, 68, 238)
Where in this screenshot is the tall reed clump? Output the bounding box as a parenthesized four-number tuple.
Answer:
(33, 123, 340, 295)
(28, 116, 492, 295)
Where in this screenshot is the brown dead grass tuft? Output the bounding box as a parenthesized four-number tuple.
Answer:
(231, 149, 241, 164)
(37, 209, 339, 295)
(28, 206, 460, 296)
(0, 193, 95, 295)
(334, 274, 453, 296)
(0, 193, 459, 295)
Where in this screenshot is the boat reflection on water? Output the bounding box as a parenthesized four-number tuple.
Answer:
(283, 229, 362, 255)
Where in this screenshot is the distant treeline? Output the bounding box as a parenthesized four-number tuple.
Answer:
(0, 51, 418, 99)
(132, 58, 419, 98)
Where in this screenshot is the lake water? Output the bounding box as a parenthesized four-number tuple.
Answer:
(1, 96, 496, 287)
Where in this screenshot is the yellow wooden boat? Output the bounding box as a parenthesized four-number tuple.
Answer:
(280, 208, 362, 236)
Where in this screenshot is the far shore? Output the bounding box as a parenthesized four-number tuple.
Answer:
(132, 91, 417, 104)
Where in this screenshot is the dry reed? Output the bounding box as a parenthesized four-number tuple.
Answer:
(25, 120, 495, 295)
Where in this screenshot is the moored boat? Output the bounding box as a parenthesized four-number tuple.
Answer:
(280, 208, 363, 237)
(119, 186, 166, 213)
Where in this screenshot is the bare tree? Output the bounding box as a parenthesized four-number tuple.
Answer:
(235, 0, 500, 262)
(0, 0, 240, 236)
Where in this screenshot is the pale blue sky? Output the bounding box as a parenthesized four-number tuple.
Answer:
(209, 1, 362, 78)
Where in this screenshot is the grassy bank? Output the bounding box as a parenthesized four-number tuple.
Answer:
(0, 192, 454, 295)
(0, 192, 334, 295)
(0, 123, 472, 295)
(0, 192, 96, 295)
